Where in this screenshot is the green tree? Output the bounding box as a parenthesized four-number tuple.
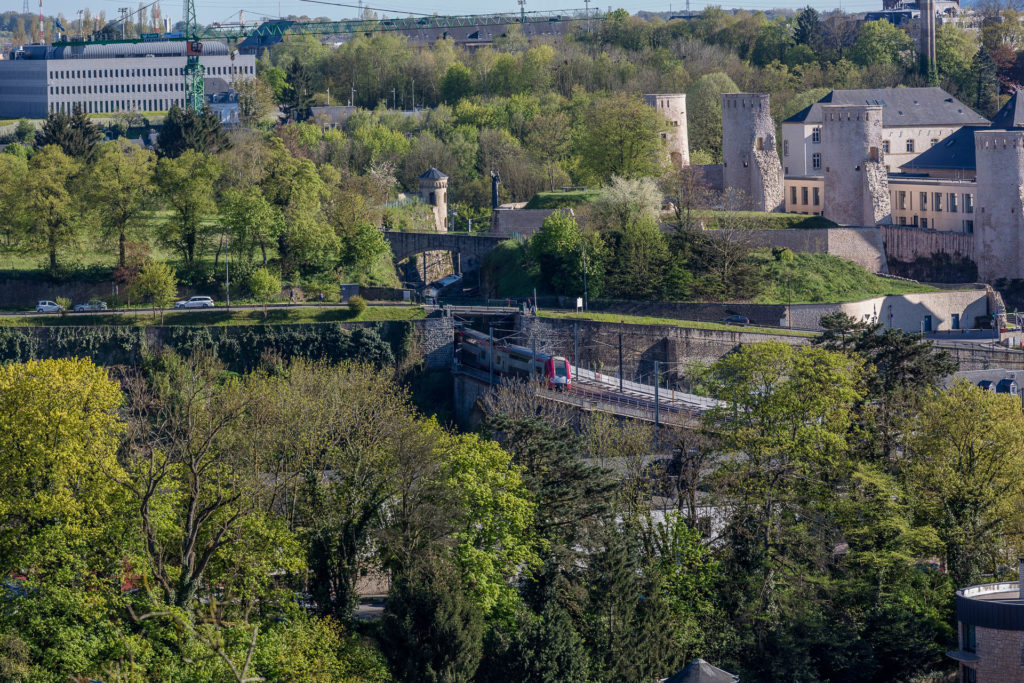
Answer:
(88, 139, 157, 268)
(606, 216, 670, 300)
(576, 92, 666, 182)
(904, 381, 1024, 587)
(0, 359, 135, 680)
(155, 150, 221, 266)
(284, 59, 315, 121)
(157, 103, 230, 158)
(529, 210, 606, 298)
(248, 266, 281, 316)
(850, 20, 915, 67)
(685, 72, 739, 162)
(14, 118, 35, 145)
(221, 186, 282, 266)
(36, 105, 102, 160)
(234, 75, 277, 126)
(21, 145, 80, 273)
(705, 342, 863, 667)
(379, 559, 485, 683)
(0, 153, 27, 253)
(131, 259, 178, 319)
(440, 62, 475, 104)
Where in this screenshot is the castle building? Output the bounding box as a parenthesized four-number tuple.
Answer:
(782, 87, 985, 179)
(0, 40, 255, 118)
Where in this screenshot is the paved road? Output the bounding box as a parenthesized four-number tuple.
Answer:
(0, 302, 411, 317)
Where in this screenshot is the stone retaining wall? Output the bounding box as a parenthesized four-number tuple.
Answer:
(881, 225, 976, 262)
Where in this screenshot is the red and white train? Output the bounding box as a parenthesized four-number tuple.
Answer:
(456, 328, 572, 389)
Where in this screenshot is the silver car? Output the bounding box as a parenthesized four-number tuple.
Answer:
(73, 299, 108, 312)
(35, 300, 63, 313)
(174, 296, 215, 309)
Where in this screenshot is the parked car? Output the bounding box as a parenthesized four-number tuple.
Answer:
(174, 296, 215, 309)
(73, 299, 108, 312)
(721, 315, 750, 326)
(35, 300, 63, 313)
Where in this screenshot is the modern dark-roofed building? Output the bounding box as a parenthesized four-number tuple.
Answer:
(948, 573, 1024, 682)
(0, 40, 255, 118)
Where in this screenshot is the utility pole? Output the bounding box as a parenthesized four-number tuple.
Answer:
(488, 325, 494, 386)
(391, 87, 396, 109)
(225, 238, 231, 310)
(618, 329, 623, 392)
(581, 241, 588, 311)
(573, 322, 579, 374)
(518, 0, 526, 22)
(350, 84, 355, 107)
(654, 360, 660, 427)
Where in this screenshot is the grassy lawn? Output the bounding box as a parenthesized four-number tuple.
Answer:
(538, 311, 817, 338)
(753, 251, 941, 304)
(524, 190, 602, 210)
(689, 211, 838, 230)
(0, 305, 426, 327)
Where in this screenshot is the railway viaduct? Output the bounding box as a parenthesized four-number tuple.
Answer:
(382, 231, 507, 274)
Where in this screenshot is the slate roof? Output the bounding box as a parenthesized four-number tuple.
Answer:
(943, 369, 1023, 391)
(662, 659, 739, 683)
(783, 87, 987, 127)
(419, 167, 448, 180)
(899, 92, 1024, 172)
(898, 125, 984, 172)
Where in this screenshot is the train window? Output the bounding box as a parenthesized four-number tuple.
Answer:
(554, 361, 568, 378)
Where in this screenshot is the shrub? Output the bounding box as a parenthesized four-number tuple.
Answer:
(348, 295, 367, 315)
(55, 297, 71, 316)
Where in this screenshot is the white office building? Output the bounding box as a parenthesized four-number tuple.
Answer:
(0, 40, 255, 118)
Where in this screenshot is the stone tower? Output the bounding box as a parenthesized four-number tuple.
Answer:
(974, 130, 1024, 281)
(418, 167, 448, 233)
(821, 104, 891, 227)
(721, 93, 783, 211)
(644, 93, 690, 167)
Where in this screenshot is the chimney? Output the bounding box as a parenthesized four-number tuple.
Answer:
(490, 170, 501, 210)
(1019, 558, 1024, 598)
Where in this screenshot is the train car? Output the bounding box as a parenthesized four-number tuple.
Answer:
(455, 329, 571, 389)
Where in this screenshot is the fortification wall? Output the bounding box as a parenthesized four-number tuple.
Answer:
(713, 226, 887, 273)
(881, 225, 975, 261)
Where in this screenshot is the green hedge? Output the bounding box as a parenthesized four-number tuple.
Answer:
(0, 321, 417, 371)
(523, 190, 601, 210)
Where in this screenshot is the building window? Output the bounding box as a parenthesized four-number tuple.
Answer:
(801, 187, 809, 204)
(964, 194, 974, 213)
(812, 127, 821, 143)
(791, 187, 797, 205)
(963, 623, 976, 653)
(813, 187, 820, 206)
(921, 218, 928, 228)
(906, 139, 915, 153)
(934, 193, 943, 211)
(931, 138, 939, 147)
(920, 192, 928, 210)
(812, 153, 821, 170)
(899, 216, 907, 225)
(964, 220, 974, 233)
(899, 191, 907, 210)
(949, 193, 958, 212)
(783, 140, 789, 156)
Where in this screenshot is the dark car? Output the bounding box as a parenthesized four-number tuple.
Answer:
(721, 315, 750, 326)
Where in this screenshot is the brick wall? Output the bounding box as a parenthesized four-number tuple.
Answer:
(975, 626, 1024, 682)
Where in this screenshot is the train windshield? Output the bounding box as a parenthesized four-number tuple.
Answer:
(553, 360, 568, 378)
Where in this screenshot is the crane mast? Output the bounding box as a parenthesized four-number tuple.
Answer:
(183, 0, 205, 112)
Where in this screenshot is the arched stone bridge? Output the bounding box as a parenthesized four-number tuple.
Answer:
(383, 231, 507, 274)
